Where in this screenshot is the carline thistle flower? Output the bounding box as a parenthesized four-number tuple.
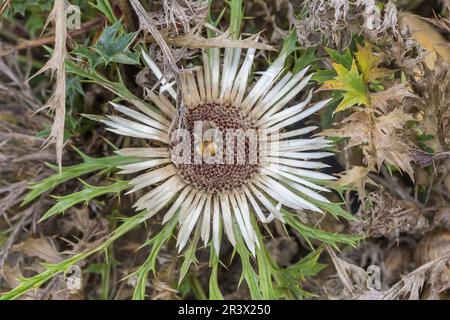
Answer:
(101, 46, 335, 255)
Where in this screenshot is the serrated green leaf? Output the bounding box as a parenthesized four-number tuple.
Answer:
(1, 210, 149, 300)
(40, 180, 129, 222)
(234, 224, 262, 300)
(131, 217, 178, 300)
(312, 69, 337, 83)
(95, 22, 139, 66)
(284, 212, 361, 249)
(321, 60, 368, 112)
(90, 0, 118, 23)
(308, 198, 357, 221)
(274, 249, 325, 299)
(293, 47, 317, 74)
(72, 46, 102, 70)
(23, 149, 140, 205)
(280, 30, 299, 57)
(179, 230, 200, 284)
(208, 246, 224, 300)
(254, 236, 275, 299)
(7, 0, 52, 16)
(285, 249, 326, 277)
(324, 47, 353, 70)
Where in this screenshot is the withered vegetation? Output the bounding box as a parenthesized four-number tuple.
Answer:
(0, 0, 449, 300)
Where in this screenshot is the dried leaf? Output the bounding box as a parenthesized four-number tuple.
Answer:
(351, 192, 428, 239)
(375, 132, 415, 179)
(374, 109, 415, 179)
(333, 166, 377, 201)
(12, 236, 63, 264)
(399, 12, 450, 69)
(165, 29, 275, 51)
(322, 109, 415, 179)
(33, 0, 68, 170)
(375, 107, 415, 134)
(130, 0, 179, 75)
(327, 246, 368, 296)
(416, 57, 450, 152)
(322, 112, 371, 148)
(371, 82, 417, 113)
(383, 252, 450, 300)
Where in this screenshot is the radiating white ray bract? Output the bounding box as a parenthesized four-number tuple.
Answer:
(103, 47, 335, 256)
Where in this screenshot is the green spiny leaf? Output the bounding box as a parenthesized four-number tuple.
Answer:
(90, 0, 118, 23)
(1, 210, 148, 300)
(234, 224, 262, 300)
(39, 180, 129, 222)
(179, 230, 200, 285)
(132, 217, 178, 300)
(23, 150, 139, 205)
(284, 212, 361, 249)
(208, 246, 224, 300)
(324, 47, 353, 70)
(321, 60, 368, 112)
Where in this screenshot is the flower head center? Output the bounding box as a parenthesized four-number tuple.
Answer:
(196, 139, 218, 158)
(171, 102, 260, 193)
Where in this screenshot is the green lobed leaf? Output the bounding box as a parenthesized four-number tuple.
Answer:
(94, 22, 140, 66)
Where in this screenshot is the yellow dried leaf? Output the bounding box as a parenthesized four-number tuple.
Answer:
(399, 12, 450, 69)
(355, 43, 392, 83)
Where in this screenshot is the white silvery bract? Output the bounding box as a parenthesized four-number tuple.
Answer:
(101, 47, 336, 256)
